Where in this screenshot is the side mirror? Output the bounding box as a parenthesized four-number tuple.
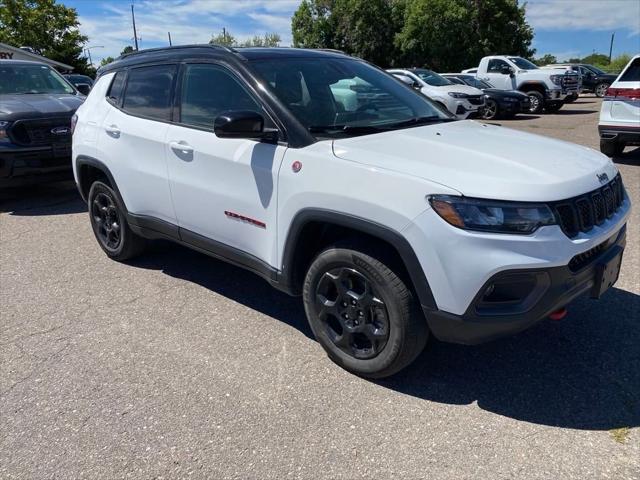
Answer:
(500, 65, 512, 75)
(214, 110, 278, 141)
(76, 83, 91, 95)
(412, 81, 421, 90)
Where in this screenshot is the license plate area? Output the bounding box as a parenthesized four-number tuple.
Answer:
(591, 246, 623, 298)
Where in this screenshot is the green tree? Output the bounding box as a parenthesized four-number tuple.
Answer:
(395, 0, 534, 71)
(533, 53, 558, 66)
(607, 54, 631, 74)
(292, 0, 396, 66)
(210, 29, 237, 47)
(100, 56, 115, 67)
(581, 53, 610, 66)
(121, 45, 135, 55)
(0, 0, 94, 75)
(239, 33, 282, 47)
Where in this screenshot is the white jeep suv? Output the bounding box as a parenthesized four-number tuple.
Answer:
(72, 46, 630, 378)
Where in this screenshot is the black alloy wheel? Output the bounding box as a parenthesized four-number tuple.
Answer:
(88, 181, 146, 261)
(314, 267, 390, 359)
(91, 190, 122, 252)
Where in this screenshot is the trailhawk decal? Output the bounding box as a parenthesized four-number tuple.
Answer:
(224, 211, 266, 229)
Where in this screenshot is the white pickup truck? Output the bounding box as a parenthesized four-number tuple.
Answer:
(474, 56, 580, 114)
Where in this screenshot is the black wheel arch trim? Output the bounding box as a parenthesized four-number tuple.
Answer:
(75, 155, 124, 205)
(517, 81, 549, 93)
(280, 208, 438, 310)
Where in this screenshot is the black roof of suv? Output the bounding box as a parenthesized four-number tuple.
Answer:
(98, 45, 350, 75)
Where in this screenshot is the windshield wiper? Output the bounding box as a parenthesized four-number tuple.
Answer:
(308, 124, 385, 135)
(384, 116, 454, 129)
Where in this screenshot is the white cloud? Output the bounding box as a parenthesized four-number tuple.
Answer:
(526, 0, 640, 35)
(77, 0, 301, 65)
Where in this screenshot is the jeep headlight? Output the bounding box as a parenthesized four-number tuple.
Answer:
(0, 121, 10, 142)
(428, 195, 556, 234)
(448, 92, 469, 98)
(550, 74, 563, 86)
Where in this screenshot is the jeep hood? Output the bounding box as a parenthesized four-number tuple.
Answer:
(331, 120, 617, 202)
(0, 93, 84, 121)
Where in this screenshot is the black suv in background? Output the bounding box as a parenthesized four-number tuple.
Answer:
(546, 64, 618, 97)
(0, 60, 84, 187)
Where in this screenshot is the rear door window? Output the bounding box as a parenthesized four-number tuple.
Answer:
(122, 64, 177, 121)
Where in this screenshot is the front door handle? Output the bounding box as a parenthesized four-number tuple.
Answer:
(105, 124, 120, 138)
(169, 141, 194, 155)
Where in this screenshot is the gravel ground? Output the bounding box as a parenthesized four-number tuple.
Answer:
(1, 95, 638, 479)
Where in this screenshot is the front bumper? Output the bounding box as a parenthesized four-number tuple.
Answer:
(0, 143, 72, 187)
(496, 97, 530, 114)
(402, 191, 631, 344)
(426, 226, 626, 344)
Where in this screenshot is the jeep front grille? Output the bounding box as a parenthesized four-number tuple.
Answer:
(551, 174, 625, 238)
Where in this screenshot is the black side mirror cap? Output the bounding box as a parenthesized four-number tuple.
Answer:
(500, 65, 512, 75)
(76, 83, 91, 95)
(214, 110, 278, 142)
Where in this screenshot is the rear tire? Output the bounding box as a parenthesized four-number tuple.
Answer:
(599, 138, 625, 157)
(526, 91, 544, 114)
(302, 242, 428, 378)
(88, 181, 146, 261)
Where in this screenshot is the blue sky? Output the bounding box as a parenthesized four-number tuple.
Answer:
(62, 0, 640, 66)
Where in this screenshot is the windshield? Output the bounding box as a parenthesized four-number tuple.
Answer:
(412, 69, 452, 86)
(249, 58, 454, 138)
(508, 57, 538, 70)
(0, 63, 75, 95)
(584, 64, 606, 75)
(460, 77, 492, 89)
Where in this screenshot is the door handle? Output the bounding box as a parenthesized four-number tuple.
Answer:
(105, 124, 120, 137)
(169, 141, 194, 154)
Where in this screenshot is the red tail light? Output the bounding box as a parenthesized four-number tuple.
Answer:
(606, 87, 640, 100)
(70, 113, 78, 135)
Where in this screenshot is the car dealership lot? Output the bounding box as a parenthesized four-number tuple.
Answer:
(1, 96, 638, 479)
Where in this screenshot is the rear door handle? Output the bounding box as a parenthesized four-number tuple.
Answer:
(105, 125, 120, 137)
(169, 141, 194, 154)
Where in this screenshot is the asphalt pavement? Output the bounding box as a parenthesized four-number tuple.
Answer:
(1, 96, 639, 479)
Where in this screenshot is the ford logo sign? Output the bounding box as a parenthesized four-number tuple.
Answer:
(51, 126, 70, 136)
(596, 172, 609, 184)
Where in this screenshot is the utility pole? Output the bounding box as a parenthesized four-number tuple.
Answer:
(168, 32, 172, 46)
(131, 3, 139, 51)
(223, 27, 227, 44)
(608, 32, 615, 63)
(85, 48, 92, 65)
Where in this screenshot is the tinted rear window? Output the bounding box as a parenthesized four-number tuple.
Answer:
(122, 65, 177, 121)
(619, 58, 640, 82)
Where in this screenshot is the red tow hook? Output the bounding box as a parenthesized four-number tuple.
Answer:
(549, 308, 568, 321)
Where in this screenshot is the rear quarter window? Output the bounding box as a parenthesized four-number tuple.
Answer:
(106, 71, 126, 105)
(122, 64, 177, 121)
(619, 58, 640, 82)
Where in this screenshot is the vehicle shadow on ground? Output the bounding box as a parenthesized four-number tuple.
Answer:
(500, 114, 540, 121)
(131, 241, 639, 431)
(613, 146, 640, 166)
(0, 181, 86, 216)
(129, 242, 314, 340)
(380, 287, 640, 431)
(556, 109, 598, 115)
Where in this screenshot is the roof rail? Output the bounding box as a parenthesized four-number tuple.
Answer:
(118, 43, 235, 60)
(317, 48, 348, 55)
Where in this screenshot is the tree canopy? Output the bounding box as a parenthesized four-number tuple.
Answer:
(209, 30, 281, 48)
(0, 0, 94, 75)
(292, 0, 534, 71)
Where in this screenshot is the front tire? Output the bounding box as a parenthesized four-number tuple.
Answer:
(302, 243, 429, 378)
(599, 138, 625, 157)
(526, 91, 544, 114)
(481, 99, 499, 120)
(595, 83, 610, 98)
(88, 181, 146, 261)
